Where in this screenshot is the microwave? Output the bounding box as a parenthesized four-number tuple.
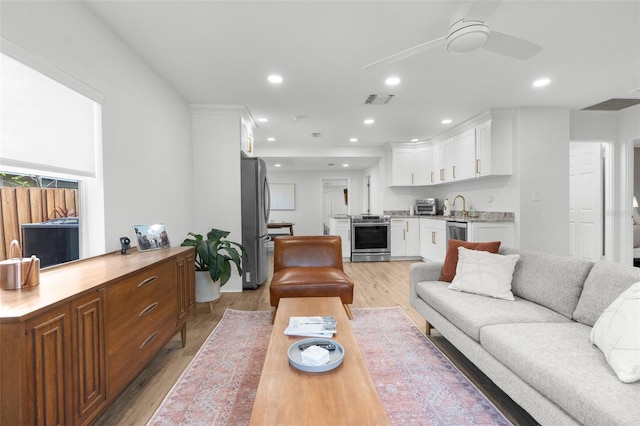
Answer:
(415, 198, 438, 215)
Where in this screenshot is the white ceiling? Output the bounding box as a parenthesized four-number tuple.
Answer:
(83, 0, 640, 171)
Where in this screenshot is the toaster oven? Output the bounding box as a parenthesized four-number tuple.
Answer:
(415, 198, 438, 215)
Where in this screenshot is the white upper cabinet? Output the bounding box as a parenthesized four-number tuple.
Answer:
(391, 146, 415, 185)
(452, 128, 476, 181)
(475, 115, 513, 177)
(389, 109, 513, 187)
(433, 139, 448, 183)
(414, 145, 433, 185)
(390, 143, 433, 186)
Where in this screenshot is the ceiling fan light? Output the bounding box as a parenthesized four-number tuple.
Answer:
(446, 21, 490, 54)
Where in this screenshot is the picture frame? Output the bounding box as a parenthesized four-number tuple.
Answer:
(133, 224, 170, 251)
(270, 183, 296, 210)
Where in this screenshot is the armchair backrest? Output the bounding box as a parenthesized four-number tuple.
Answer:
(273, 235, 344, 272)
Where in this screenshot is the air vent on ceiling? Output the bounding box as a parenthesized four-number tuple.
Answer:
(582, 98, 640, 111)
(365, 94, 395, 105)
(311, 132, 322, 138)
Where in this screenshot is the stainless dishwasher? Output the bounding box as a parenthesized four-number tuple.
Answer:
(446, 221, 467, 242)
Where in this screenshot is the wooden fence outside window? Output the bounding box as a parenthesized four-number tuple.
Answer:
(0, 187, 78, 261)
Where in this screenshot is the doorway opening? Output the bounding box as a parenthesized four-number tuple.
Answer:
(321, 178, 349, 234)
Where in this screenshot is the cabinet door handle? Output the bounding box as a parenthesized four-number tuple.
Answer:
(139, 331, 159, 349)
(411, 172, 414, 184)
(476, 159, 481, 174)
(430, 171, 434, 183)
(432, 231, 436, 244)
(403, 229, 406, 240)
(138, 302, 159, 318)
(137, 276, 158, 288)
(453, 165, 456, 179)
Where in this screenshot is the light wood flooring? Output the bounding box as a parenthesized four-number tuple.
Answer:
(94, 258, 538, 426)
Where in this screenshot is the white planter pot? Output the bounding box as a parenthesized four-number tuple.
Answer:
(195, 270, 221, 303)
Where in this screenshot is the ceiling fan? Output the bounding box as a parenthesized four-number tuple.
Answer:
(363, 0, 542, 69)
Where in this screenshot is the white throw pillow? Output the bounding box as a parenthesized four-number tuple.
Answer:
(448, 247, 520, 301)
(590, 281, 640, 383)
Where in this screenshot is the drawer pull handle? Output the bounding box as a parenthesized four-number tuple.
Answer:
(137, 276, 158, 288)
(139, 332, 158, 349)
(138, 302, 159, 318)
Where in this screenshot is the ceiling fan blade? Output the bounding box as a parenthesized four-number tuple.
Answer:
(451, 0, 502, 25)
(482, 30, 542, 60)
(362, 37, 446, 70)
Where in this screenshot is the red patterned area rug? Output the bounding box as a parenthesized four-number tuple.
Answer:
(148, 307, 511, 425)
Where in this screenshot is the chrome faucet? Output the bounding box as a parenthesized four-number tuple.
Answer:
(452, 194, 467, 218)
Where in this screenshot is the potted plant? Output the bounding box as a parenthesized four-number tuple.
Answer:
(181, 228, 246, 303)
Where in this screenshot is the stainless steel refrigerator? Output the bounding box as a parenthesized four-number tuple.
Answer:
(241, 154, 270, 289)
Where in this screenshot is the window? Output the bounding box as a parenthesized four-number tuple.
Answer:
(1, 46, 105, 264)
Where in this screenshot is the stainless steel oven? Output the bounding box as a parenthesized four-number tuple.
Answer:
(351, 215, 391, 262)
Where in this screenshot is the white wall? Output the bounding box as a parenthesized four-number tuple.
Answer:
(1, 1, 193, 254)
(191, 111, 243, 292)
(268, 169, 364, 235)
(516, 107, 571, 254)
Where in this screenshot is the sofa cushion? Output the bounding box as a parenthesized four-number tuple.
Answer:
(500, 248, 593, 318)
(590, 281, 640, 383)
(480, 322, 640, 426)
(439, 239, 501, 282)
(415, 280, 569, 341)
(573, 261, 640, 326)
(448, 247, 520, 300)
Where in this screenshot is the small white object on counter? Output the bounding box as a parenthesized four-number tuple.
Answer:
(301, 345, 330, 366)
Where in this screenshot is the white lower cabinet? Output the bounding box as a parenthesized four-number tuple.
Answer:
(468, 222, 515, 247)
(419, 218, 446, 262)
(329, 218, 351, 259)
(391, 218, 420, 258)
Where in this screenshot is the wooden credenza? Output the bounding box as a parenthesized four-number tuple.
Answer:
(0, 246, 195, 425)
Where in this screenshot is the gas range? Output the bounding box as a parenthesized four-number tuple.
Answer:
(350, 215, 391, 262)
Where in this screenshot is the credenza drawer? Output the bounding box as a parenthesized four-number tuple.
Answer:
(105, 260, 178, 396)
(106, 313, 176, 395)
(105, 261, 175, 322)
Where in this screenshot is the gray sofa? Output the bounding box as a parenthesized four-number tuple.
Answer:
(409, 247, 640, 426)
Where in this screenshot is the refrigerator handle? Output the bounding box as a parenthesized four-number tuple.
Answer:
(264, 177, 271, 222)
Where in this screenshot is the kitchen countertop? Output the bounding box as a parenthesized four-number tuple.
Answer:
(385, 211, 515, 223)
(332, 212, 514, 223)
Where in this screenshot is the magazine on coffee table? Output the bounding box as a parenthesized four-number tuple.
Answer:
(284, 316, 337, 338)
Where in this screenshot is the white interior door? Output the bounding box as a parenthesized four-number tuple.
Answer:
(569, 142, 604, 261)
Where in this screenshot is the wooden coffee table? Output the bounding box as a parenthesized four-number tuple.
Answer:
(249, 297, 389, 425)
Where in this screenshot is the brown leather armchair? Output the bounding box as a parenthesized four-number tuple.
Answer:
(269, 235, 354, 321)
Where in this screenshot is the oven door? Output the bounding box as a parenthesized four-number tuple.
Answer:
(351, 223, 390, 261)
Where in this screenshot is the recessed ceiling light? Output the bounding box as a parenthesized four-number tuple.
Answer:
(267, 75, 283, 84)
(349, 138, 358, 142)
(258, 117, 269, 123)
(411, 138, 419, 142)
(385, 76, 401, 86)
(267, 137, 275, 142)
(533, 78, 551, 88)
(364, 118, 375, 125)
(274, 163, 281, 167)
(342, 164, 350, 168)
(441, 119, 452, 124)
